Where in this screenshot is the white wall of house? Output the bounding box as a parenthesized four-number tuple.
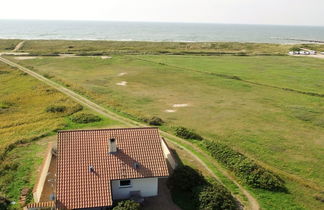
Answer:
(111, 177, 158, 200)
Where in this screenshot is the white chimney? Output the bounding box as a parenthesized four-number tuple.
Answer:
(109, 138, 117, 153)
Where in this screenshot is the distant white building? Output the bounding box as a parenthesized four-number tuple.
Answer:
(309, 50, 317, 55)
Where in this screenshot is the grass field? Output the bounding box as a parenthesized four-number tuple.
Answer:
(0, 40, 21, 51)
(10, 54, 324, 209)
(0, 61, 124, 208)
(11, 39, 324, 56)
(0, 59, 237, 210)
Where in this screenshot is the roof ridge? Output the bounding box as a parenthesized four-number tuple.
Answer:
(58, 126, 158, 133)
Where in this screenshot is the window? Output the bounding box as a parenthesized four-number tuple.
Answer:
(119, 179, 131, 188)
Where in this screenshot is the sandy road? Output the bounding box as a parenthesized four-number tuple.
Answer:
(13, 41, 25, 51)
(0, 56, 260, 210)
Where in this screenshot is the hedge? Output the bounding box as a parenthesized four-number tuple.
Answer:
(204, 141, 287, 192)
(175, 127, 203, 140)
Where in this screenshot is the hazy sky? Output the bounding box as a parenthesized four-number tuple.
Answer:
(1, 0, 324, 26)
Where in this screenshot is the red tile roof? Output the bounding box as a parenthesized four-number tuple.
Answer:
(56, 127, 169, 209)
(26, 201, 55, 209)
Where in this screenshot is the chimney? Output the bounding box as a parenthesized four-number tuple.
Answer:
(109, 138, 117, 153)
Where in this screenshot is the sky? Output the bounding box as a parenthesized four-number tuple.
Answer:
(1, 0, 324, 26)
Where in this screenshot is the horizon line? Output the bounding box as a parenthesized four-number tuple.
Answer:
(1, 18, 324, 28)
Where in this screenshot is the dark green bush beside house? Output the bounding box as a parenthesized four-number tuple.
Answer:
(113, 200, 141, 210)
(175, 127, 203, 140)
(204, 140, 287, 192)
(167, 166, 206, 192)
(168, 166, 237, 210)
(195, 184, 236, 210)
(70, 113, 102, 124)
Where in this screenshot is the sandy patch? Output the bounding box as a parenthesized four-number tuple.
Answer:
(101, 56, 112, 59)
(14, 56, 37, 60)
(116, 81, 127, 86)
(2, 52, 29, 56)
(165, 109, 176, 113)
(172, 104, 189, 108)
(118, 72, 127, 76)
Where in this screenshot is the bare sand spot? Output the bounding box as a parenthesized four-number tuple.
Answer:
(172, 104, 189, 108)
(14, 56, 37, 60)
(118, 72, 127, 76)
(2, 52, 29, 56)
(165, 109, 177, 113)
(116, 81, 127, 86)
(101, 56, 112, 59)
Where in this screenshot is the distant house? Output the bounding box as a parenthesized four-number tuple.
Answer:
(28, 127, 171, 210)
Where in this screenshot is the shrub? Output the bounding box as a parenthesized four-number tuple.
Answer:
(290, 47, 301, 51)
(68, 104, 83, 115)
(205, 141, 286, 192)
(195, 184, 236, 210)
(46, 105, 66, 113)
(167, 166, 206, 192)
(0, 194, 10, 210)
(113, 200, 141, 210)
(148, 116, 164, 126)
(175, 127, 203, 140)
(70, 113, 101, 124)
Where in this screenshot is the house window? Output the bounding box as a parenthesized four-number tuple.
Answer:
(119, 179, 131, 188)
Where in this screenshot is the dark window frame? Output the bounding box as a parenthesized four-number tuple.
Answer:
(119, 179, 132, 188)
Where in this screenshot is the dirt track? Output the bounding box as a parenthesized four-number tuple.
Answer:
(13, 41, 25, 51)
(0, 56, 260, 210)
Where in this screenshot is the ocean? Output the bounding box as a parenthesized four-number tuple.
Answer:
(0, 20, 324, 43)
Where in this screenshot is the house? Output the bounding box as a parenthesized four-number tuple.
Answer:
(52, 127, 170, 209)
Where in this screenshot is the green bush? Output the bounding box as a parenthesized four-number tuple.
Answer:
(148, 116, 164, 126)
(195, 184, 236, 210)
(167, 165, 206, 192)
(113, 200, 141, 210)
(289, 47, 301, 51)
(175, 127, 203, 140)
(70, 113, 101, 124)
(168, 166, 236, 210)
(0, 194, 10, 210)
(46, 105, 66, 113)
(205, 141, 286, 192)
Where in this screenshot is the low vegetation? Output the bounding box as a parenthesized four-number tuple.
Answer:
(46, 105, 67, 113)
(168, 166, 237, 210)
(13, 39, 323, 56)
(147, 116, 164, 126)
(113, 200, 141, 210)
(195, 183, 237, 210)
(0, 39, 21, 51)
(205, 141, 286, 192)
(70, 112, 102, 124)
(175, 127, 203, 140)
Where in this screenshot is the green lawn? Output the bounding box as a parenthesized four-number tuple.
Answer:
(12, 54, 324, 209)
